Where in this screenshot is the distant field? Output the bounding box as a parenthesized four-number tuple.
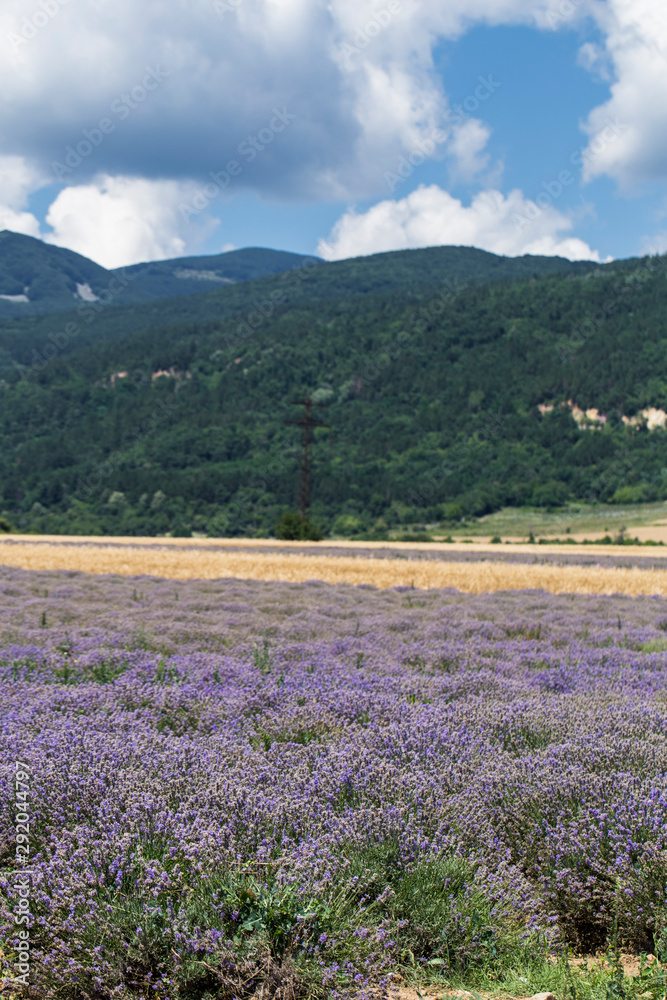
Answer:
(444, 500, 667, 541)
(3, 534, 667, 595)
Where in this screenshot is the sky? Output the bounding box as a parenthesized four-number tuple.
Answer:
(0, 0, 665, 269)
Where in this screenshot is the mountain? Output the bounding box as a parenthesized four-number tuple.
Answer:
(0, 231, 322, 317)
(0, 242, 665, 537)
(0, 241, 598, 367)
(0, 231, 111, 317)
(120, 247, 324, 299)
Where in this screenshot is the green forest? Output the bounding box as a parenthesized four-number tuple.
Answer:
(0, 230, 320, 317)
(1, 240, 666, 538)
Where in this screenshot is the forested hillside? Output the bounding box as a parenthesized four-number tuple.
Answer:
(0, 230, 321, 317)
(0, 243, 665, 537)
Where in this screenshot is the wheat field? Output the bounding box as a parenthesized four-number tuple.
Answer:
(1, 536, 667, 594)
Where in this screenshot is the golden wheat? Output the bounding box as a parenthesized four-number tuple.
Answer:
(1, 538, 666, 595)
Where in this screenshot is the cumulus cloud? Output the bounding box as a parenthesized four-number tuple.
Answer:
(0, 0, 559, 203)
(43, 175, 217, 269)
(447, 119, 492, 182)
(0, 205, 41, 238)
(0, 155, 45, 208)
(318, 185, 602, 261)
(579, 0, 667, 186)
(0, 155, 44, 237)
(0, 0, 661, 265)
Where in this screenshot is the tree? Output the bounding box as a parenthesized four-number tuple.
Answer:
(275, 511, 322, 541)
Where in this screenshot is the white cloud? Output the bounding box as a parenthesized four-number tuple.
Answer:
(318, 185, 602, 261)
(330, 0, 557, 49)
(0, 0, 557, 203)
(0, 0, 662, 205)
(447, 119, 492, 182)
(579, 0, 667, 186)
(0, 0, 662, 265)
(43, 175, 217, 269)
(0, 154, 44, 237)
(0, 205, 41, 238)
(0, 154, 45, 208)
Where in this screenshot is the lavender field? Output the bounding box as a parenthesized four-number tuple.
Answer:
(1, 566, 667, 999)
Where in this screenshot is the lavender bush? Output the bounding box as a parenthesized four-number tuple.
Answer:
(1, 567, 667, 998)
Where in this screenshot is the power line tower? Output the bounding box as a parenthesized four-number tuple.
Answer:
(284, 397, 330, 523)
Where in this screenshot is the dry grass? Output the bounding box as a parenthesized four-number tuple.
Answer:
(1, 537, 667, 594)
(630, 523, 667, 543)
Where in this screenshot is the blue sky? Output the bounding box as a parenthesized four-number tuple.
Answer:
(0, 0, 665, 269)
